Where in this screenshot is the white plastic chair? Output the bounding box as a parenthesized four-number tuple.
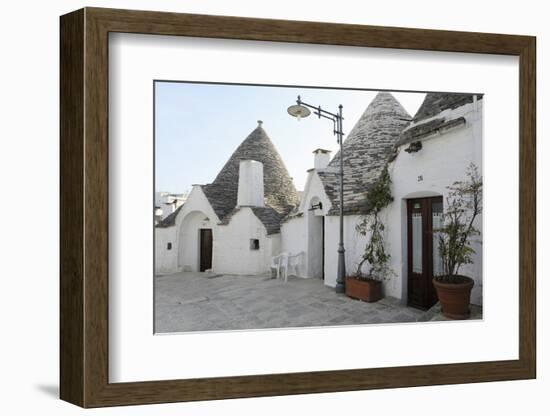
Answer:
(270, 254, 280, 278)
(271, 252, 304, 283)
(286, 252, 304, 281)
(271, 252, 288, 281)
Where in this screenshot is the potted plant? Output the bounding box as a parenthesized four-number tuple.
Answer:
(347, 167, 395, 302)
(433, 163, 483, 319)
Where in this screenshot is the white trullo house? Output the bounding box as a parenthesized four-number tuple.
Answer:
(156, 91, 483, 310)
(155, 120, 299, 276)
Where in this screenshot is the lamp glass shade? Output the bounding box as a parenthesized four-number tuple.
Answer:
(287, 104, 311, 119)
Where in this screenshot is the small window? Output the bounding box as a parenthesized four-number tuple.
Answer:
(250, 239, 260, 250)
(167, 242, 172, 250)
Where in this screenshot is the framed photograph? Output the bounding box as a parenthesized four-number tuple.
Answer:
(60, 7, 536, 408)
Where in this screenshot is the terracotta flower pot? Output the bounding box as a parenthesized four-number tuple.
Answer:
(433, 276, 474, 319)
(345, 276, 382, 302)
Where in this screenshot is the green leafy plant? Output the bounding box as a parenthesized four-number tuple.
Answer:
(436, 163, 483, 283)
(355, 166, 396, 282)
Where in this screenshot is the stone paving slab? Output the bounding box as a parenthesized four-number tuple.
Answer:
(420, 302, 483, 322)
(154, 272, 480, 333)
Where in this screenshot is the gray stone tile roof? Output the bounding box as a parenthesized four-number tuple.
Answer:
(318, 92, 411, 216)
(217, 206, 286, 235)
(250, 207, 288, 235)
(412, 92, 483, 122)
(202, 122, 299, 233)
(398, 117, 466, 146)
(397, 92, 483, 150)
(281, 208, 303, 224)
(156, 205, 182, 228)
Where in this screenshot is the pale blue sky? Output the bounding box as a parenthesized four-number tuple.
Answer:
(155, 82, 426, 193)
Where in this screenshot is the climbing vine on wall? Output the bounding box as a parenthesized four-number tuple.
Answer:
(355, 165, 395, 281)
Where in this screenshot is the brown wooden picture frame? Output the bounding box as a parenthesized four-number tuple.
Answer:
(60, 7, 536, 408)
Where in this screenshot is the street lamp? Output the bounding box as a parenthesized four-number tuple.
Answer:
(287, 95, 346, 293)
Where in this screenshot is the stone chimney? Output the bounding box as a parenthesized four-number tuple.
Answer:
(313, 148, 331, 170)
(237, 160, 265, 207)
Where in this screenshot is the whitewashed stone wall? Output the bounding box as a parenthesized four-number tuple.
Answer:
(155, 226, 178, 274)
(154, 185, 219, 275)
(281, 168, 369, 286)
(213, 208, 279, 275)
(385, 99, 483, 305)
(320, 215, 368, 288)
(280, 216, 307, 277)
(280, 168, 367, 284)
(156, 183, 283, 276)
(281, 170, 330, 279)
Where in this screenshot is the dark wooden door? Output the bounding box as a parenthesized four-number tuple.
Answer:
(199, 229, 213, 272)
(407, 197, 443, 310)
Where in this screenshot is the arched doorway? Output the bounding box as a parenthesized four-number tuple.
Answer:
(307, 197, 325, 280)
(178, 210, 212, 272)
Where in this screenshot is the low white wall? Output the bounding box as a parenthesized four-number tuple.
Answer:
(154, 226, 178, 274)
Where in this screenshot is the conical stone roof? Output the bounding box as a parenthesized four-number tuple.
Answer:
(412, 92, 483, 122)
(318, 92, 410, 215)
(202, 122, 299, 231)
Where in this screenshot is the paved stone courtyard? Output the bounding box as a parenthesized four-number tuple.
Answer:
(155, 272, 481, 333)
